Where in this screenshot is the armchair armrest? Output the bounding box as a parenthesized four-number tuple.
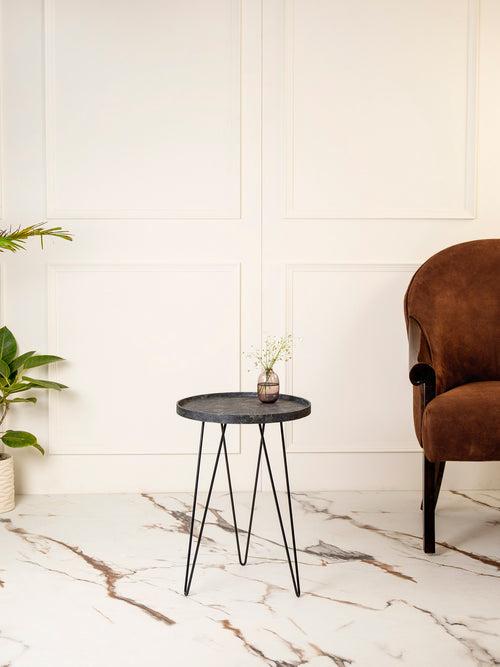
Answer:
(408, 317, 436, 405)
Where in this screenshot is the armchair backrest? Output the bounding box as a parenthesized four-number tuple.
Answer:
(405, 239, 500, 394)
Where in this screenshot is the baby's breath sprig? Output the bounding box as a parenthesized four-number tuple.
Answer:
(244, 334, 296, 377)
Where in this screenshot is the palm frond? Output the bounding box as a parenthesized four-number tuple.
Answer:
(0, 222, 73, 253)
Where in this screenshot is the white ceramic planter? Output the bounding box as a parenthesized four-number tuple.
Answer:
(0, 455, 15, 513)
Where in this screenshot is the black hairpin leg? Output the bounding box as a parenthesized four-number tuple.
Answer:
(184, 421, 300, 597)
(184, 421, 221, 596)
(221, 424, 263, 566)
(259, 422, 301, 596)
(184, 422, 262, 595)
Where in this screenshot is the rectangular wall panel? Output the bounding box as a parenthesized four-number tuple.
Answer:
(284, 0, 478, 219)
(45, 0, 241, 218)
(286, 265, 418, 452)
(48, 264, 241, 454)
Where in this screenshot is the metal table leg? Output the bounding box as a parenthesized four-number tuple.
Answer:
(184, 421, 300, 597)
(259, 422, 301, 596)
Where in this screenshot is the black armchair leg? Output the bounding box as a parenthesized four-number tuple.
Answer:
(434, 461, 446, 509)
(420, 460, 446, 511)
(423, 455, 436, 553)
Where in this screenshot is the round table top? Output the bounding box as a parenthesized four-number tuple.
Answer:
(176, 392, 311, 424)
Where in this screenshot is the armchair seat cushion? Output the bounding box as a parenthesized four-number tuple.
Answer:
(422, 381, 500, 461)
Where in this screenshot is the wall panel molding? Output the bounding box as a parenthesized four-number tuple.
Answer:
(47, 263, 242, 455)
(283, 0, 479, 220)
(44, 0, 242, 220)
(285, 263, 420, 453)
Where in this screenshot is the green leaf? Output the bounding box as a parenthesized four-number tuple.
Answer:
(0, 222, 72, 254)
(10, 351, 36, 372)
(4, 382, 34, 395)
(8, 397, 37, 404)
(0, 327, 17, 364)
(22, 376, 68, 391)
(22, 355, 64, 370)
(0, 358, 10, 380)
(1, 430, 44, 454)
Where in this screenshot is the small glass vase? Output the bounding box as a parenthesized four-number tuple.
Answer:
(257, 369, 279, 403)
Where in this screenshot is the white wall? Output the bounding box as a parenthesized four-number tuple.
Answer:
(1, 0, 499, 493)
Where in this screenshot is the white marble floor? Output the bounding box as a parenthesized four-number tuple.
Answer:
(1, 490, 500, 667)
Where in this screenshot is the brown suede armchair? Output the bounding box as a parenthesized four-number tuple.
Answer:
(405, 239, 500, 553)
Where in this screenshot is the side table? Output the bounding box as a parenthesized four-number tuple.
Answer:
(176, 392, 311, 596)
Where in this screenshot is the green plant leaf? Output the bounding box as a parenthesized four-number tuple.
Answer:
(0, 358, 10, 380)
(10, 351, 36, 372)
(8, 397, 37, 404)
(1, 430, 44, 454)
(0, 327, 17, 364)
(0, 222, 73, 254)
(22, 355, 64, 370)
(22, 376, 68, 390)
(4, 382, 33, 395)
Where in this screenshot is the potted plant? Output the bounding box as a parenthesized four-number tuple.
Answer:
(0, 327, 67, 512)
(0, 222, 72, 512)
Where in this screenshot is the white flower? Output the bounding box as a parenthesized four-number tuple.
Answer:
(244, 334, 297, 372)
